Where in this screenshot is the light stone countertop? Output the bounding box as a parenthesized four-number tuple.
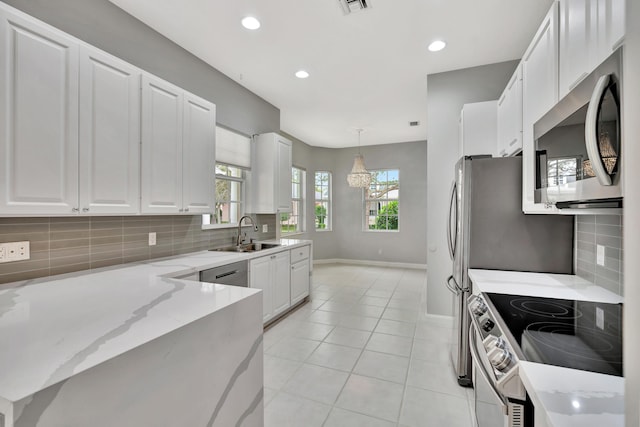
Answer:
(0, 239, 311, 404)
(468, 269, 624, 427)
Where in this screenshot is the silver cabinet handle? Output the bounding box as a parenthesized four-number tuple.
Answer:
(72, 207, 79, 212)
(184, 208, 189, 212)
(179, 208, 184, 212)
(82, 208, 89, 212)
(569, 71, 589, 91)
(508, 138, 518, 146)
(469, 323, 508, 415)
(585, 74, 614, 186)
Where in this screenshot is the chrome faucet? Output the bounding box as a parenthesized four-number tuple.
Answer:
(237, 215, 259, 246)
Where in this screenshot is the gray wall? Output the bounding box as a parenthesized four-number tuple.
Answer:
(285, 134, 428, 266)
(2, 0, 279, 136)
(426, 60, 519, 316)
(575, 215, 624, 296)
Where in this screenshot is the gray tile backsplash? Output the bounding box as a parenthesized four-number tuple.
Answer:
(575, 214, 624, 296)
(0, 214, 276, 284)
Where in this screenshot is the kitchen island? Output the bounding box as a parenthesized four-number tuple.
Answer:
(469, 269, 624, 427)
(0, 249, 275, 427)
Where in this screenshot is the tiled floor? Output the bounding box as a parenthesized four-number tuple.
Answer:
(263, 264, 475, 427)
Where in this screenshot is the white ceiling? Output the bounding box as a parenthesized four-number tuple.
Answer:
(109, 0, 553, 148)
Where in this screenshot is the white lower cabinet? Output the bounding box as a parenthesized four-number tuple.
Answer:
(290, 247, 310, 306)
(249, 251, 291, 323)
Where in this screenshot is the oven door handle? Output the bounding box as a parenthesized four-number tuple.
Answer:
(469, 322, 508, 415)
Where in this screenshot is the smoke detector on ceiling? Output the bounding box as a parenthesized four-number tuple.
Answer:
(338, 0, 371, 15)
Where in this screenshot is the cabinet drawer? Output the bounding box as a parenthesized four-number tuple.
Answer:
(290, 245, 310, 264)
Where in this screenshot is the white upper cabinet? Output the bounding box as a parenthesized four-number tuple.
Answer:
(0, 9, 79, 215)
(459, 101, 498, 157)
(141, 74, 184, 214)
(182, 93, 215, 214)
(79, 46, 141, 214)
(141, 75, 216, 215)
(559, 0, 592, 98)
(558, 0, 625, 99)
(497, 64, 523, 157)
(252, 133, 293, 214)
(522, 2, 560, 214)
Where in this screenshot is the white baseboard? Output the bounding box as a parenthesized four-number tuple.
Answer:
(313, 258, 427, 270)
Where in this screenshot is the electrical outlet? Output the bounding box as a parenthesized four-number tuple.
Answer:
(262, 224, 268, 233)
(0, 241, 30, 263)
(596, 306, 604, 330)
(596, 244, 605, 266)
(148, 232, 157, 246)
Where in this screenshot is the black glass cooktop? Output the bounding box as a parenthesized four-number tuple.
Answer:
(486, 293, 623, 377)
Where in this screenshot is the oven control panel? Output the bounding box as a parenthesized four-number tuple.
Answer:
(467, 294, 526, 401)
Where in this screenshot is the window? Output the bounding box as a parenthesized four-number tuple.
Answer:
(547, 157, 579, 186)
(365, 169, 399, 231)
(281, 167, 305, 234)
(202, 163, 245, 226)
(314, 171, 331, 231)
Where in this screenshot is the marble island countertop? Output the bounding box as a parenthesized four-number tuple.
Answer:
(468, 269, 624, 427)
(0, 239, 311, 405)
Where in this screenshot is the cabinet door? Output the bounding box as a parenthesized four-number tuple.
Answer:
(277, 136, 292, 212)
(595, 0, 625, 63)
(272, 251, 291, 317)
(79, 46, 141, 214)
(182, 93, 215, 214)
(559, 0, 592, 99)
(0, 10, 79, 214)
(250, 256, 273, 323)
(522, 2, 560, 214)
(497, 65, 523, 157)
(141, 74, 183, 214)
(459, 101, 498, 157)
(291, 259, 310, 306)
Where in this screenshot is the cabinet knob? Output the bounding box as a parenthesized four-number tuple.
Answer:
(179, 208, 184, 212)
(82, 208, 89, 212)
(72, 207, 79, 212)
(271, 255, 276, 259)
(184, 208, 189, 212)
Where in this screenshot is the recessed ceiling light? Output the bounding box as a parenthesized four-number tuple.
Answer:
(295, 70, 310, 79)
(428, 40, 446, 52)
(241, 16, 261, 30)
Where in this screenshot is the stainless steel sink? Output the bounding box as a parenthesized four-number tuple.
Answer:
(209, 242, 281, 253)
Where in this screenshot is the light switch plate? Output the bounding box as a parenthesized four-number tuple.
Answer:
(262, 224, 268, 233)
(148, 232, 157, 246)
(596, 244, 605, 266)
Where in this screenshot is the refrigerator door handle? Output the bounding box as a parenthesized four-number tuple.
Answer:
(447, 181, 458, 260)
(446, 275, 460, 295)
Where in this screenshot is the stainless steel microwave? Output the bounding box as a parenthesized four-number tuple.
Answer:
(534, 48, 622, 210)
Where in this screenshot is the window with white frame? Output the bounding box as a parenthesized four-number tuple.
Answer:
(202, 127, 251, 228)
(314, 171, 331, 231)
(281, 167, 305, 234)
(210, 164, 244, 225)
(365, 169, 399, 231)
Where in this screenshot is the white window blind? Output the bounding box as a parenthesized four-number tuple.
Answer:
(215, 126, 251, 168)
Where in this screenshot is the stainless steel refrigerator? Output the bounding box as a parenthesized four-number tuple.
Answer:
(447, 156, 574, 386)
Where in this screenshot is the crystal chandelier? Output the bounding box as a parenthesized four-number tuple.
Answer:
(347, 129, 372, 188)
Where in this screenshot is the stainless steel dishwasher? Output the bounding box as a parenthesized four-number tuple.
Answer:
(199, 261, 248, 287)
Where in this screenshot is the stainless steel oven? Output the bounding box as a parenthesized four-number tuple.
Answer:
(468, 292, 623, 427)
(534, 48, 622, 210)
